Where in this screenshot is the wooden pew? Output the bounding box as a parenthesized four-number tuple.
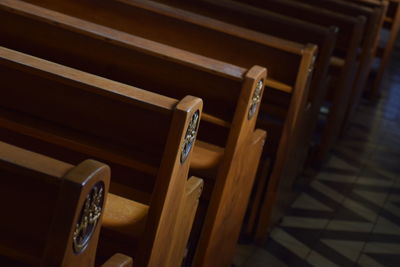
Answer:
(13, 0, 315, 193)
(295, 0, 386, 133)
(0, 3, 268, 265)
(0, 46, 204, 267)
(109, 0, 316, 172)
(0, 141, 133, 267)
(152, 0, 339, 240)
(13, 0, 316, 250)
(236, 0, 365, 161)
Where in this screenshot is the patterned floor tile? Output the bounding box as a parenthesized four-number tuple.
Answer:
(291, 193, 333, 212)
(306, 250, 339, 267)
(357, 254, 386, 267)
(242, 248, 288, 267)
(372, 216, 400, 236)
(232, 244, 258, 267)
(320, 239, 365, 262)
(280, 216, 330, 229)
(363, 253, 400, 267)
(326, 220, 374, 233)
(269, 227, 311, 259)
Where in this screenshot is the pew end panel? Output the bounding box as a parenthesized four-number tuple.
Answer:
(193, 66, 267, 267)
(166, 176, 203, 267)
(251, 43, 317, 243)
(43, 160, 110, 267)
(136, 95, 203, 267)
(0, 141, 110, 267)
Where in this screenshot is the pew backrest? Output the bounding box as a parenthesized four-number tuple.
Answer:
(0, 0, 267, 149)
(237, 0, 365, 53)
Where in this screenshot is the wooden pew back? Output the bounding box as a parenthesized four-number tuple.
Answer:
(298, 0, 379, 46)
(154, 0, 336, 146)
(238, 0, 365, 52)
(0, 46, 202, 267)
(0, 0, 268, 148)
(0, 141, 110, 266)
(19, 0, 306, 87)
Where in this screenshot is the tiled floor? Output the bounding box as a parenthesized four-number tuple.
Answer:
(233, 41, 400, 266)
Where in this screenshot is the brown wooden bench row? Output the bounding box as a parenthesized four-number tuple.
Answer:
(0, 0, 268, 263)
(0, 0, 388, 265)
(15, 0, 317, 223)
(153, 0, 380, 242)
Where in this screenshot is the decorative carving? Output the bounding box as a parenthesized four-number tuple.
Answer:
(73, 182, 104, 254)
(181, 110, 200, 163)
(248, 80, 264, 120)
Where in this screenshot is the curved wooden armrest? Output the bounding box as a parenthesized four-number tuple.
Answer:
(102, 253, 133, 267)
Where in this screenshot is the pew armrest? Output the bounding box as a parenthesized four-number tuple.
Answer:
(102, 193, 149, 239)
(191, 140, 224, 178)
(102, 253, 133, 267)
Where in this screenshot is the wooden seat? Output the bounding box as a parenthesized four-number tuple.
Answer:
(103, 194, 148, 239)
(190, 140, 224, 177)
(0, 141, 133, 267)
(0, 46, 203, 267)
(0, 3, 268, 264)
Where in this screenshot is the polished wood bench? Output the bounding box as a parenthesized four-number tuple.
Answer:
(107, 0, 316, 183)
(17, 0, 317, 252)
(296, 0, 386, 133)
(13, 0, 315, 208)
(0, 141, 133, 267)
(153, 0, 339, 241)
(0, 2, 267, 265)
(0, 46, 203, 267)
